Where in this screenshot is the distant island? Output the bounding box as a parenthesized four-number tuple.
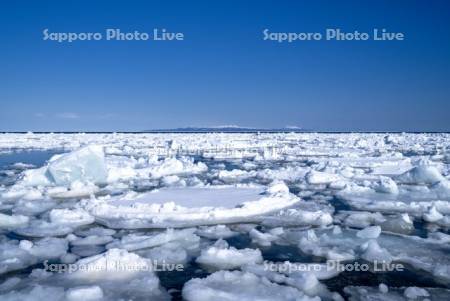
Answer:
(144, 126, 309, 133)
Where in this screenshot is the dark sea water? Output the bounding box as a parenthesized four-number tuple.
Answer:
(0, 150, 63, 169)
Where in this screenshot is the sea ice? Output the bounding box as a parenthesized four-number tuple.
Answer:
(196, 239, 263, 270)
(356, 226, 381, 239)
(0, 237, 68, 275)
(106, 228, 200, 251)
(86, 184, 300, 228)
(21, 145, 108, 187)
(242, 262, 342, 300)
(182, 270, 319, 301)
(249, 228, 283, 247)
(196, 225, 238, 239)
(65, 286, 104, 301)
(395, 162, 445, 185)
(1, 132, 450, 298)
(0, 213, 29, 229)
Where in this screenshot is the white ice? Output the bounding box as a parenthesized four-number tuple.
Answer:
(86, 183, 300, 228)
(196, 239, 263, 270)
(182, 270, 319, 301)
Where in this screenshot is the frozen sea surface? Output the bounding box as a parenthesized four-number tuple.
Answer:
(0, 132, 449, 300)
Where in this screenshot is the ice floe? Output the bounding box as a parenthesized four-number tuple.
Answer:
(86, 183, 300, 228)
(196, 239, 263, 270)
(22, 145, 108, 187)
(182, 270, 319, 301)
(0, 237, 68, 274)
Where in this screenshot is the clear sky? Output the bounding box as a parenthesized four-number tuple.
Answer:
(1, 0, 449, 132)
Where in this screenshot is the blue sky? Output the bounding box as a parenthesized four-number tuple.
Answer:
(1, 0, 449, 131)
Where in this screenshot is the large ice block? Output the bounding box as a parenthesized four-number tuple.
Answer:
(45, 145, 108, 185)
